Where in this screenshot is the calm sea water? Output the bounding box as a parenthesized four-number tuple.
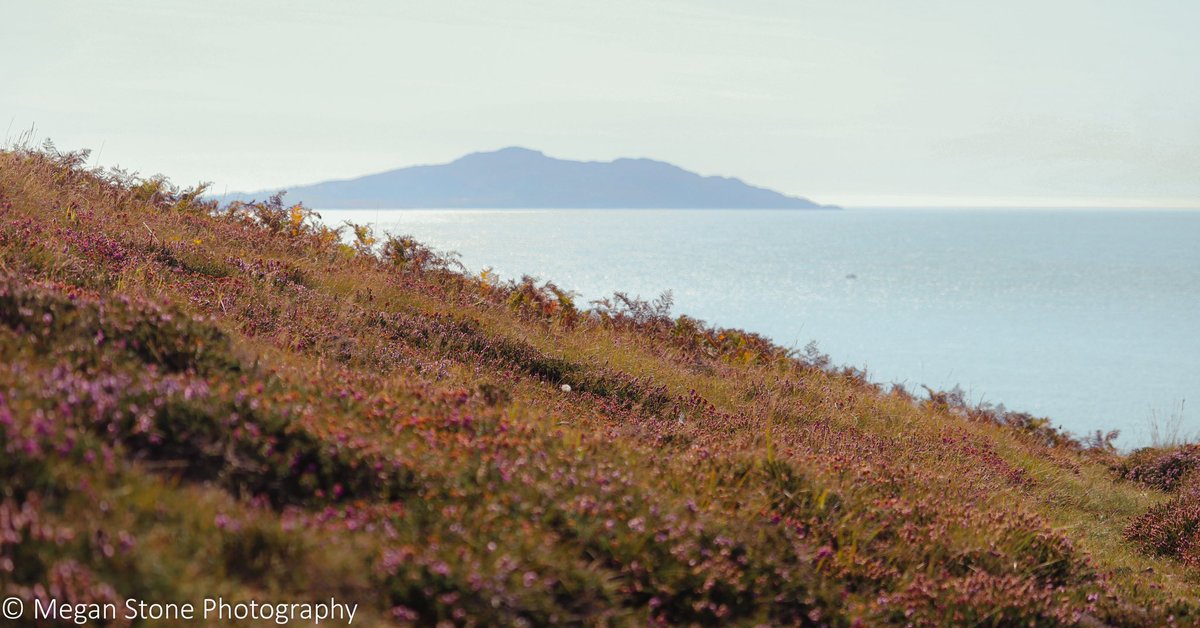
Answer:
(318, 208, 1199, 447)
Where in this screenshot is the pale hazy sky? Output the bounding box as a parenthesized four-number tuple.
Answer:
(4, 0, 1198, 207)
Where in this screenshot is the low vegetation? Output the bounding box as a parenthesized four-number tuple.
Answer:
(1, 143, 1198, 625)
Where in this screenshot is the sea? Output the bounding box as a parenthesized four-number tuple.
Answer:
(317, 208, 1199, 448)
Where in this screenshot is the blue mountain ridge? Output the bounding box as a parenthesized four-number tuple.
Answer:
(226, 147, 833, 209)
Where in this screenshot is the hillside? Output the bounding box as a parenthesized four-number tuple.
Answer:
(226, 147, 830, 209)
(1, 145, 1199, 626)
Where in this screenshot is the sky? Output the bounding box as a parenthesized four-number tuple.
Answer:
(3, 0, 1198, 207)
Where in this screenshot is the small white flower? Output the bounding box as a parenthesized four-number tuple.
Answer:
(560, 384, 572, 392)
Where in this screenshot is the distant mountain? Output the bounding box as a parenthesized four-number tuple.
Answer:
(226, 147, 832, 209)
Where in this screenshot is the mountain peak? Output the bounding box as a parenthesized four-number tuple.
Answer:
(495, 146, 544, 156)
(464, 146, 546, 159)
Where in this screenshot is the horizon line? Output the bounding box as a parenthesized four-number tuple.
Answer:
(822, 195, 1200, 210)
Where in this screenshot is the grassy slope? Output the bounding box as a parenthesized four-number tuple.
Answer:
(0, 146, 1197, 626)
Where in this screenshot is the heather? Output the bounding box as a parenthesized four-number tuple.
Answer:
(1118, 445, 1200, 493)
(1, 144, 1198, 625)
(1122, 446, 1200, 576)
(1125, 484, 1200, 570)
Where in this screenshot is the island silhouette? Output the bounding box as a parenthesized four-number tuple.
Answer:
(228, 147, 831, 209)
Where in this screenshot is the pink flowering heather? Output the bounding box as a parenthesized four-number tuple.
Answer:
(0, 145, 1197, 625)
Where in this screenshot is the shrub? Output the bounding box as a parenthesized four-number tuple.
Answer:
(380, 234, 461, 273)
(1118, 445, 1200, 492)
(1124, 483, 1200, 568)
(505, 276, 579, 326)
(0, 277, 238, 375)
(221, 192, 342, 250)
